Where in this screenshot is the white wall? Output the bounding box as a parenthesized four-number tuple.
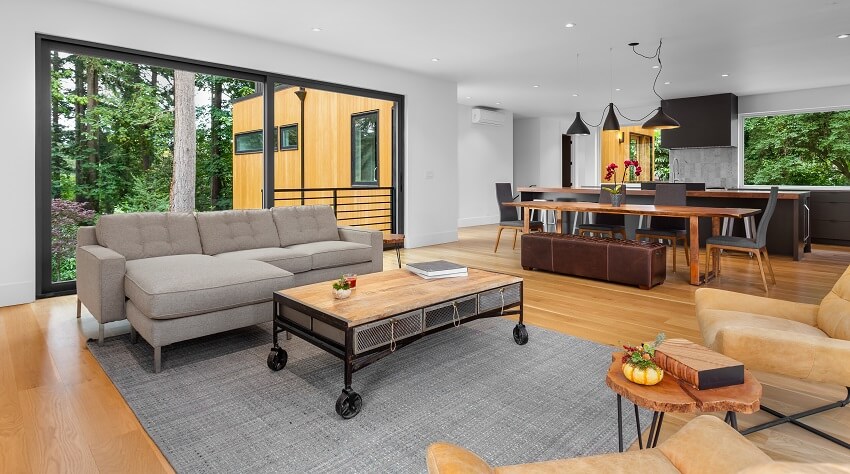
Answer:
(456, 105, 513, 227)
(512, 118, 541, 188)
(739, 84, 850, 114)
(0, 0, 458, 306)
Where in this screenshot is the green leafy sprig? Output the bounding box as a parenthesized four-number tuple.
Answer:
(621, 332, 666, 369)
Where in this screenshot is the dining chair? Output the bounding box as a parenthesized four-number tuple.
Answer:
(576, 185, 627, 239)
(494, 183, 543, 252)
(634, 183, 689, 272)
(705, 187, 779, 292)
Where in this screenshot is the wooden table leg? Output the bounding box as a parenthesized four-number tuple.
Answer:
(523, 207, 530, 233)
(689, 216, 700, 285)
(555, 210, 562, 233)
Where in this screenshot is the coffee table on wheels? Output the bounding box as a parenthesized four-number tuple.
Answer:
(268, 268, 526, 419)
(605, 353, 762, 452)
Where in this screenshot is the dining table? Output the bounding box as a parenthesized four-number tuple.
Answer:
(503, 201, 762, 285)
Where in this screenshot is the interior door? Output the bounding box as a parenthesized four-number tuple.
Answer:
(561, 134, 573, 187)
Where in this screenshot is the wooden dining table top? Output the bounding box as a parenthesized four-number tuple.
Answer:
(517, 186, 808, 200)
(503, 201, 762, 219)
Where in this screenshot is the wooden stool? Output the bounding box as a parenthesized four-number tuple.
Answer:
(384, 234, 405, 268)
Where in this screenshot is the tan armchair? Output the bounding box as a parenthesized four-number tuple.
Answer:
(426, 415, 847, 473)
(695, 264, 850, 449)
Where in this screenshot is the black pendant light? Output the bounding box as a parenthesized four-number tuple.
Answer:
(602, 103, 620, 131)
(642, 106, 680, 130)
(567, 112, 591, 135)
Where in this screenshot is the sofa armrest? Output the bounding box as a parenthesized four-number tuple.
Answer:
(76, 244, 127, 324)
(426, 443, 494, 474)
(338, 226, 383, 273)
(715, 327, 850, 386)
(741, 462, 850, 474)
(658, 415, 772, 473)
(76, 226, 98, 247)
(695, 288, 819, 326)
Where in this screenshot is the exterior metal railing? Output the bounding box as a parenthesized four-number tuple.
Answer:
(273, 187, 394, 232)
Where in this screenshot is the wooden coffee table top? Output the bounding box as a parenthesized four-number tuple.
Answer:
(276, 268, 522, 327)
(605, 353, 762, 414)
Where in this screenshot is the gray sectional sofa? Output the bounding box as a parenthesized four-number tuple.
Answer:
(75, 205, 383, 372)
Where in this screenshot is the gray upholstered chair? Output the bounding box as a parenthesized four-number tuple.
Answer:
(494, 183, 543, 252)
(635, 183, 689, 272)
(705, 187, 779, 292)
(576, 185, 627, 239)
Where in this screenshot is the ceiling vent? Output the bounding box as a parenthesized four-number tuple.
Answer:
(471, 108, 504, 126)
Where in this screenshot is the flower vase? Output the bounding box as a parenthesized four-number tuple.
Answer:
(611, 193, 624, 207)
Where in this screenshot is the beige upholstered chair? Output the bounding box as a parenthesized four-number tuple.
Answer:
(425, 415, 848, 474)
(695, 264, 850, 449)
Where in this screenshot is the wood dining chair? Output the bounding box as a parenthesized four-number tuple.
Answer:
(635, 183, 689, 272)
(705, 187, 779, 292)
(494, 183, 543, 252)
(576, 185, 627, 239)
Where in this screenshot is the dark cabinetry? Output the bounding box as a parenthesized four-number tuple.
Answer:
(810, 192, 850, 246)
(660, 93, 738, 149)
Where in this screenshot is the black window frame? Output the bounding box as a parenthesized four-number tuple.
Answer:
(35, 34, 405, 297)
(278, 123, 298, 151)
(351, 110, 380, 187)
(234, 129, 265, 154)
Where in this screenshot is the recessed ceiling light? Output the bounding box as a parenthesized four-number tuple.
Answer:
(664, 81, 671, 85)
(652, 65, 660, 69)
(572, 93, 579, 97)
(838, 34, 849, 39)
(431, 58, 440, 62)
(565, 23, 576, 28)
(532, 85, 540, 88)
(465, 96, 471, 99)
(721, 74, 729, 77)
(496, 102, 502, 105)
(311, 27, 322, 32)
(615, 88, 621, 91)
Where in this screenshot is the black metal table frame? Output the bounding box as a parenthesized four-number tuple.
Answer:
(615, 394, 739, 451)
(269, 283, 526, 419)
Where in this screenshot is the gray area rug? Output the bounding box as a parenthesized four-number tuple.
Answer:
(88, 318, 652, 473)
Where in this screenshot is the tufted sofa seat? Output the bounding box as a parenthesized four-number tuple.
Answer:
(76, 205, 383, 372)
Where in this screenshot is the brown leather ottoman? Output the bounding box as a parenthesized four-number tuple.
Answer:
(521, 233, 666, 289)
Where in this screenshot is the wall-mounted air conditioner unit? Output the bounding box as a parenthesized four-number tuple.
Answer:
(471, 107, 504, 126)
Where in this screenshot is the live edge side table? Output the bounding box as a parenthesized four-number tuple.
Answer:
(605, 353, 762, 452)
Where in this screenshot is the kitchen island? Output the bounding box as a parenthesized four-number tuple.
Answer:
(518, 187, 810, 260)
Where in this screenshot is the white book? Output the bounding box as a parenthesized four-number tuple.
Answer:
(406, 260, 468, 277)
(413, 271, 468, 280)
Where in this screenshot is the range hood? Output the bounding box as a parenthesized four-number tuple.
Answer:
(660, 93, 738, 149)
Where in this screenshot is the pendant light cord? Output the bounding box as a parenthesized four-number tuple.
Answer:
(631, 39, 665, 101)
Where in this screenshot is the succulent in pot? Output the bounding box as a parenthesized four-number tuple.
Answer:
(332, 276, 352, 299)
(621, 333, 665, 386)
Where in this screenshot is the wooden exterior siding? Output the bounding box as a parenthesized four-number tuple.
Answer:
(600, 125, 654, 183)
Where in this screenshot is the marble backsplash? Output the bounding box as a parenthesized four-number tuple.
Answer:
(668, 147, 738, 188)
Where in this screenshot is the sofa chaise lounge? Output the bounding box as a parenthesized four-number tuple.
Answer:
(76, 205, 383, 372)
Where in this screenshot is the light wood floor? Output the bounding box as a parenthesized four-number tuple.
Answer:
(1, 225, 849, 472)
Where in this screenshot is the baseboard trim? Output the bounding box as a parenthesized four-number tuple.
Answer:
(458, 215, 499, 228)
(0, 280, 35, 307)
(405, 230, 458, 249)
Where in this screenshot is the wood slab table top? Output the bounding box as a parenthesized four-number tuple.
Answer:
(605, 353, 761, 414)
(504, 201, 761, 219)
(518, 187, 809, 200)
(275, 268, 522, 327)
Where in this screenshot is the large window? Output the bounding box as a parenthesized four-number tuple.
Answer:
(351, 111, 378, 186)
(743, 109, 850, 187)
(234, 130, 264, 153)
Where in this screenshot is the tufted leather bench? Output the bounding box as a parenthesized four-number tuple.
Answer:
(521, 233, 667, 289)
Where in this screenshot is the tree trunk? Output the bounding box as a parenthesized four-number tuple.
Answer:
(141, 68, 160, 170)
(170, 69, 196, 212)
(210, 80, 223, 208)
(74, 57, 85, 202)
(85, 59, 99, 211)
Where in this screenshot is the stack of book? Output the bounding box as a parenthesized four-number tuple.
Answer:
(406, 260, 468, 279)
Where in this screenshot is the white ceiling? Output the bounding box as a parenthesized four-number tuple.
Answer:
(88, 0, 850, 117)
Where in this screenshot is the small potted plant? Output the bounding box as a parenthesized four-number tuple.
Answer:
(332, 276, 352, 299)
(621, 333, 665, 386)
(603, 160, 642, 207)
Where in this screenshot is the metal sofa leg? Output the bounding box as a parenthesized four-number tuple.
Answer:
(286, 331, 292, 341)
(76, 298, 82, 318)
(154, 346, 162, 373)
(129, 325, 138, 344)
(98, 324, 105, 345)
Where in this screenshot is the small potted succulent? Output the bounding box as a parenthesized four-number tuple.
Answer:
(621, 333, 665, 386)
(332, 276, 352, 299)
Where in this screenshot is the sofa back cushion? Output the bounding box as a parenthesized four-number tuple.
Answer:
(818, 265, 850, 340)
(95, 212, 202, 261)
(196, 209, 280, 255)
(272, 205, 340, 247)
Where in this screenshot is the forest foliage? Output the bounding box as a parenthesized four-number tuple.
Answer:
(49, 52, 256, 281)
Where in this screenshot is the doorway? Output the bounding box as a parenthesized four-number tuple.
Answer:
(561, 134, 572, 187)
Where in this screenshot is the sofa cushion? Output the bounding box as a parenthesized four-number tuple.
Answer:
(285, 241, 372, 270)
(215, 247, 312, 274)
(818, 265, 850, 340)
(272, 205, 339, 247)
(124, 254, 292, 320)
(196, 209, 280, 255)
(96, 212, 201, 261)
(495, 450, 680, 474)
(700, 308, 828, 348)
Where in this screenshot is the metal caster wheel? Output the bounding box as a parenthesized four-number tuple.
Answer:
(513, 324, 528, 345)
(267, 348, 287, 371)
(335, 389, 362, 419)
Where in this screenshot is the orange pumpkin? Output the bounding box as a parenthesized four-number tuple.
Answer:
(622, 363, 664, 386)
